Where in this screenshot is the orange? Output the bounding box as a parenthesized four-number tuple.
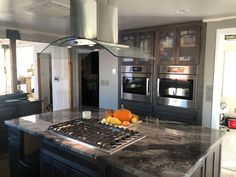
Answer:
(122, 121, 131, 127)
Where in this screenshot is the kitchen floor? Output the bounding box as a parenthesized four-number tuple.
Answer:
(0, 130, 236, 177)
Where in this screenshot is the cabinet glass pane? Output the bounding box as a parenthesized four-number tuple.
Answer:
(122, 36, 135, 46)
(179, 30, 197, 62)
(139, 34, 152, 54)
(159, 32, 174, 62)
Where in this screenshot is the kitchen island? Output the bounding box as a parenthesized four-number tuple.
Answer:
(4, 107, 225, 177)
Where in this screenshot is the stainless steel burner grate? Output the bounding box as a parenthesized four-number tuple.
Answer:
(48, 119, 145, 154)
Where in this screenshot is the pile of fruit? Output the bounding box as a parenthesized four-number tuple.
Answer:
(101, 109, 139, 127)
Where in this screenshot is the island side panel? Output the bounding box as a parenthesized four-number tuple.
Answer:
(191, 140, 222, 177)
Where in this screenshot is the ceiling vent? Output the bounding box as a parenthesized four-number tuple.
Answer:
(24, 0, 70, 18)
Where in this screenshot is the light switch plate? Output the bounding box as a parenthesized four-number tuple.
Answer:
(205, 85, 213, 102)
(101, 80, 109, 86)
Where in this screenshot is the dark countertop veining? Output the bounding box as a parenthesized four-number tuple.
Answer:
(4, 107, 225, 177)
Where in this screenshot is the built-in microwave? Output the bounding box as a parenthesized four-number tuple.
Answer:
(121, 66, 153, 102)
(157, 65, 198, 108)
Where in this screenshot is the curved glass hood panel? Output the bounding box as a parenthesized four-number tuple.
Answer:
(40, 36, 155, 60)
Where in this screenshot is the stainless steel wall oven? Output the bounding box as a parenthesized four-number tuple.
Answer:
(157, 66, 197, 108)
(121, 66, 153, 102)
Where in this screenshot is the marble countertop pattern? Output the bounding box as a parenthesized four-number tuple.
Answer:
(4, 107, 225, 177)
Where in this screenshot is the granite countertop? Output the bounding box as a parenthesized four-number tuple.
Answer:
(4, 107, 225, 177)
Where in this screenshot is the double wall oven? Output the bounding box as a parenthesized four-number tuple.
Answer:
(157, 65, 198, 108)
(121, 66, 153, 102)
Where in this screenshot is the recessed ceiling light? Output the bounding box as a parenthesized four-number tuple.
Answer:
(176, 9, 191, 14)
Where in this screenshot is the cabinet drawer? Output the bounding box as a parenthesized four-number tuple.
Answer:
(120, 100, 152, 116)
(40, 153, 89, 177)
(154, 105, 197, 124)
(41, 140, 105, 177)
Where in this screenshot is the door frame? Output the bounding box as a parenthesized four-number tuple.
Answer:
(37, 53, 52, 111)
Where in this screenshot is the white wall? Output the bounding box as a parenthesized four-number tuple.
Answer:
(203, 18, 236, 128)
(99, 49, 118, 110)
(33, 43, 69, 111)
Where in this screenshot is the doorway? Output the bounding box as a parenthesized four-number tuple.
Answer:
(81, 52, 99, 107)
(211, 28, 236, 129)
(37, 53, 53, 112)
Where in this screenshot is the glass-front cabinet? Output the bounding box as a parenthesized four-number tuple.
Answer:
(156, 25, 200, 65)
(158, 30, 176, 65)
(138, 31, 154, 65)
(120, 30, 154, 65)
(138, 31, 154, 55)
(177, 27, 200, 65)
(120, 32, 137, 65)
(120, 32, 137, 47)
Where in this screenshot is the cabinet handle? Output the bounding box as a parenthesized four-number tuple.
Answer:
(146, 78, 150, 95)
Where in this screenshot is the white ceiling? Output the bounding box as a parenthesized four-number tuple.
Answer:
(0, 0, 236, 36)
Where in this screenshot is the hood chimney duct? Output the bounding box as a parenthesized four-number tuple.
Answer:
(70, 0, 118, 43)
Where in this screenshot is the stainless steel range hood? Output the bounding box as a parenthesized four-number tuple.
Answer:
(40, 0, 155, 60)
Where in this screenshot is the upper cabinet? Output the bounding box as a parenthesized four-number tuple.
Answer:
(119, 22, 202, 66)
(156, 25, 201, 65)
(120, 31, 137, 47)
(138, 31, 155, 55)
(119, 30, 154, 65)
(158, 30, 176, 65)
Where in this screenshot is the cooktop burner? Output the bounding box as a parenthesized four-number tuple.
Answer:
(48, 119, 145, 154)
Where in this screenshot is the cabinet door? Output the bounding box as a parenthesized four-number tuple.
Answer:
(40, 153, 89, 177)
(138, 31, 154, 65)
(120, 32, 137, 65)
(176, 27, 200, 65)
(138, 31, 154, 55)
(120, 32, 137, 46)
(157, 30, 176, 65)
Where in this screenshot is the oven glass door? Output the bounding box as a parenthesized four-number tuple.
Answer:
(123, 77, 148, 95)
(121, 73, 152, 102)
(159, 78, 193, 100)
(157, 74, 197, 108)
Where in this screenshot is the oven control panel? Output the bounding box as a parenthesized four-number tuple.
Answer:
(121, 65, 153, 73)
(157, 65, 198, 75)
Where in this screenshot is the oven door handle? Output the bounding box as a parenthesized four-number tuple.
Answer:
(146, 78, 150, 96)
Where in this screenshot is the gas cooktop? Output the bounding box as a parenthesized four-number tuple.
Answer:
(48, 119, 145, 154)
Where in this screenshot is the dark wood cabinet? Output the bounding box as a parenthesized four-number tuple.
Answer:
(120, 30, 154, 65)
(119, 21, 205, 124)
(176, 26, 200, 65)
(40, 153, 89, 177)
(156, 25, 201, 65)
(8, 128, 24, 177)
(0, 100, 41, 155)
(157, 29, 176, 65)
(40, 140, 105, 177)
(120, 100, 153, 116)
(154, 104, 198, 124)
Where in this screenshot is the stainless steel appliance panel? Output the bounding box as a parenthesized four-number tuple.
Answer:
(121, 65, 153, 73)
(156, 73, 197, 108)
(157, 65, 198, 75)
(121, 73, 152, 102)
